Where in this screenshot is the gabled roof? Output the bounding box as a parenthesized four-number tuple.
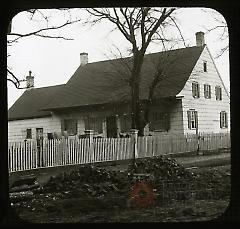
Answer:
(43, 45, 205, 110)
(8, 84, 64, 121)
(9, 45, 205, 120)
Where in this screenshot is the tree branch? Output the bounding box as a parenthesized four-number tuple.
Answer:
(8, 19, 81, 41)
(145, 8, 175, 49)
(168, 15, 186, 47)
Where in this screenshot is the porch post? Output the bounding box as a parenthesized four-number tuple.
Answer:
(85, 130, 94, 162)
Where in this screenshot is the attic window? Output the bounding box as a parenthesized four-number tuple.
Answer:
(203, 61, 207, 72)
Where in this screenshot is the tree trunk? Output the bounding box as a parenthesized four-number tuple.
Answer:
(130, 51, 145, 135)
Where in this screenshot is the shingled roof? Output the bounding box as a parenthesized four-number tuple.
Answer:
(8, 84, 64, 121)
(43, 45, 204, 110)
(9, 45, 205, 120)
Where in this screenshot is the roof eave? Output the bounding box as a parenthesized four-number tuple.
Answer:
(8, 114, 52, 121)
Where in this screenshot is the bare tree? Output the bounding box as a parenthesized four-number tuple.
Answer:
(85, 7, 185, 135)
(203, 9, 228, 58)
(100, 45, 187, 135)
(7, 9, 81, 89)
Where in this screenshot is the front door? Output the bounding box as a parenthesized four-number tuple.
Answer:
(36, 128, 43, 167)
(106, 116, 117, 138)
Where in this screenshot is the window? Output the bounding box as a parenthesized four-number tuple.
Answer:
(192, 82, 200, 98)
(203, 61, 207, 72)
(85, 117, 103, 134)
(47, 133, 54, 140)
(149, 112, 170, 131)
(187, 110, 198, 129)
(220, 111, 228, 128)
(61, 119, 77, 135)
(204, 84, 211, 99)
(26, 128, 32, 139)
(215, 86, 222, 100)
(120, 114, 131, 133)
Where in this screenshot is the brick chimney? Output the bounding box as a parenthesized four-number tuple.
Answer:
(80, 52, 88, 66)
(26, 71, 34, 89)
(196, 31, 205, 47)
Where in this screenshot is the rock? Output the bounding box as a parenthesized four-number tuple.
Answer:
(10, 191, 34, 203)
(10, 183, 40, 193)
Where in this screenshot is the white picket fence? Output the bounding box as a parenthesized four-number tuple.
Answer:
(8, 132, 230, 172)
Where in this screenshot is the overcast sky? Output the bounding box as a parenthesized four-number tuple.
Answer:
(7, 7, 229, 109)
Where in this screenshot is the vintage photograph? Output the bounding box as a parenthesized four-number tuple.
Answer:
(7, 7, 230, 223)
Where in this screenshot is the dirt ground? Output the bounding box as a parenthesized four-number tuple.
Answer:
(9, 164, 231, 223)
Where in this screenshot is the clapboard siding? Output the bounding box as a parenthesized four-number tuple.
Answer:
(168, 100, 184, 134)
(177, 46, 230, 134)
(8, 116, 61, 141)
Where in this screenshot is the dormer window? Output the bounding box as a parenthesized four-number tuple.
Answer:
(203, 61, 207, 72)
(192, 82, 200, 98)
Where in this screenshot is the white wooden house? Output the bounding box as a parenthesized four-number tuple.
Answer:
(8, 32, 230, 141)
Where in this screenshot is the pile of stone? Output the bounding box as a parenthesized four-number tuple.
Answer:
(33, 156, 196, 199)
(128, 156, 196, 181)
(34, 165, 129, 198)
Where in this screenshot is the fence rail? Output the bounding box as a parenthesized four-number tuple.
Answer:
(8, 132, 230, 172)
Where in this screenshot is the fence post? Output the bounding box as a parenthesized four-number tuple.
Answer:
(85, 130, 94, 162)
(130, 129, 139, 168)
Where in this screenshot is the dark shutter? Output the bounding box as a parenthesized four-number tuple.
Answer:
(187, 110, 191, 129)
(225, 113, 228, 128)
(192, 83, 195, 97)
(220, 112, 223, 128)
(194, 111, 198, 129)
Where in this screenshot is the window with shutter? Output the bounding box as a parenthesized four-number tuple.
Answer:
(215, 86, 222, 100)
(187, 110, 198, 129)
(204, 84, 211, 99)
(192, 82, 200, 98)
(220, 111, 228, 128)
